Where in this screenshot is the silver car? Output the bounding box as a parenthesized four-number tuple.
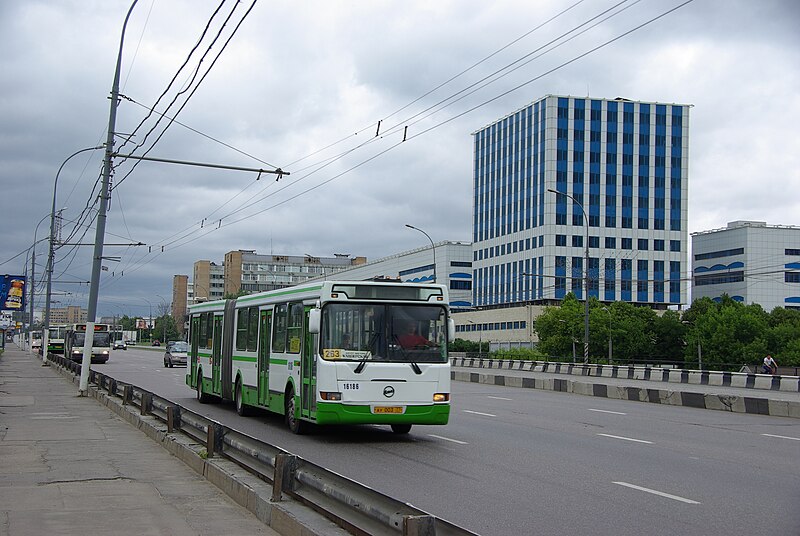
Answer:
(163, 341, 188, 368)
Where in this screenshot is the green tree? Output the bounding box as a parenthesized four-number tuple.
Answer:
(154, 314, 180, 343)
(534, 293, 583, 360)
(651, 310, 686, 365)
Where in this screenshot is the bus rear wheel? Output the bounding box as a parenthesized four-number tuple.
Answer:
(391, 424, 412, 434)
(285, 387, 307, 435)
(235, 380, 250, 416)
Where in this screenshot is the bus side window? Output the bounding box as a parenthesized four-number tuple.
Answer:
(272, 304, 287, 353)
(287, 302, 304, 354)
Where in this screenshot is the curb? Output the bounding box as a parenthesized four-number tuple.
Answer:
(451, 370, 800, 418)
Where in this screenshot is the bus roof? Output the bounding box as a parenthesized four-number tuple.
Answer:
(188, 280, 449, 314)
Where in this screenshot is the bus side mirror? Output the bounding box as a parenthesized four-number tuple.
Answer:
(447, 318, 455, 342)
(309, 308, 321, 334)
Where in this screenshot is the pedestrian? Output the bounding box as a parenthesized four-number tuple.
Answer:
(762, 354, 777, 375)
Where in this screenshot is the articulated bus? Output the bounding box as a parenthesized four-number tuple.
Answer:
(186, 280, 454, 434)
(47, 325, 68, 354)
(65, 323, 112, 363)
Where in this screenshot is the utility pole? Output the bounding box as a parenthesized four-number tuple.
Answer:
(79, 0, 138, 395)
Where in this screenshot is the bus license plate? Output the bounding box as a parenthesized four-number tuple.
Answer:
(373, 406, 403, 414)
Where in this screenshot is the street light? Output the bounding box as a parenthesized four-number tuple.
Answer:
(548, 188, 590, 363)
(602, 306, 613, 365)
(140, 298, 153, 342)
(405, 224, 436, 283)
(157, 294, 169, 343)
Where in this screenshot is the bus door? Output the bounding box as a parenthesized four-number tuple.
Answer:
(258, 310, 271, 407)
(190, 316, 200, 387)
(301, 307, 317, 420)
(212, 314, 223, 395)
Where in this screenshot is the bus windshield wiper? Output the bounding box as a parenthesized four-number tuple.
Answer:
(354, 355, 369, 374)
(410, 362, 422, 375)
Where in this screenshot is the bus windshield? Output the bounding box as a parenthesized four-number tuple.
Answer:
(320, 303, 448, 363)
(73, 332, 111, 347)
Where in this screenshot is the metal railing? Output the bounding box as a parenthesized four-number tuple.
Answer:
(46, 352, 476, 536)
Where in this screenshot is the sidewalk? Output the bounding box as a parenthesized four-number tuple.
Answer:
(0, 345, 279, 536)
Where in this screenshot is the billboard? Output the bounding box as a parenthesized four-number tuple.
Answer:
(1, 275, 26, 311)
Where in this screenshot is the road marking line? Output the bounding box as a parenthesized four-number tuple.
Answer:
(487, 396, 512, 401)
(761, 433, 800, 441)
(428, 434, 468, 445)
(588, 408, 627, 415)
(598, 433, 652, 444)
(463, 409, 496, 417)
(613, 482, 700, 504)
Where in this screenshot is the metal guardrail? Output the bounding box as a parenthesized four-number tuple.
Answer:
(46, 352, 476, 536)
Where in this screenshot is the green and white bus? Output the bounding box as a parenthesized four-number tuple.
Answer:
(47, 324, 68, 354)
(186, 280, 454, 434)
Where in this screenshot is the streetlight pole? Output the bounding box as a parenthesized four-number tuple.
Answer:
(603, 306, 613, 365)
(28, 215, 51, 357)
(157, 294, 169, 343)
(405, 224, 436, 284)
(44, 148, 102, 367)
(548, 188, 590, 364)
(78, 0, 138, 395)
(140, 298, 153, 343)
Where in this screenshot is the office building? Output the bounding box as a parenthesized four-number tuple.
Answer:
(472, 95, 690, 309)
(692, 221, 800, 311)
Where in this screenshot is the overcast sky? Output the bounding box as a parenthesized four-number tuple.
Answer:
(1, 0, 798, 319)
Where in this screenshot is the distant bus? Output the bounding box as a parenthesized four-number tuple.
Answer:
(47, 325, 68, 354)
(186, 280, 453, 435)
(30, 330, 43, 354)
(65, 323, 111, 364)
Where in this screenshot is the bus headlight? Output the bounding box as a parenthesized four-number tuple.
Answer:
(433, 393, 449, 402)
(320, 391, 342, 401)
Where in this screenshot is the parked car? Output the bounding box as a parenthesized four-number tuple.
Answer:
(113, 340, 127, 350)
(163, 341, 188, 368)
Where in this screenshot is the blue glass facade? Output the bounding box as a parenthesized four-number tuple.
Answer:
(472, 95, 689, 308)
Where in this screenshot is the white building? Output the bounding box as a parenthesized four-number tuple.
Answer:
(691, 221, 800, 311)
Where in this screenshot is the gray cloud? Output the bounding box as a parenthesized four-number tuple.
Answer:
(2, 0, 798, 318)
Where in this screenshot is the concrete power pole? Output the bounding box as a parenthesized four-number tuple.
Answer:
(79, 0, 138, 395)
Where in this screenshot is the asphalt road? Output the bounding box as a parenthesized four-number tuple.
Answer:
(95, 348, 800, 536)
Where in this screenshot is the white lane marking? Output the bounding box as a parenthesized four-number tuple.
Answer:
(597, 433, 652, 444)
(428, 434, 469, 445)
(761, 433, 800, 441)
(588, 408, 627, 415)
(463, 409, 496, 417)
(32, 415, 80, 420)
(613, 482, 701, 504)
(487, 396, 512, 401)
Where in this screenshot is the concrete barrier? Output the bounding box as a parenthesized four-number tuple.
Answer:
(451, 357, 800, 393)
(451, 367, 800, 419)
